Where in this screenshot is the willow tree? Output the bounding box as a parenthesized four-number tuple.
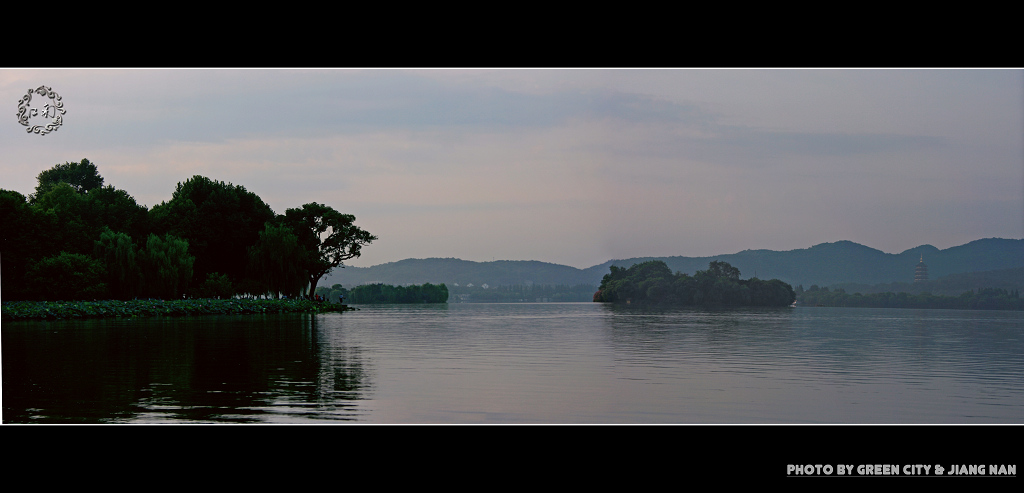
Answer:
(140, 233, 194, 299)
(282, 203, 376, 298)
(94, 228, 141, 300)
(248, 222, 308, 298)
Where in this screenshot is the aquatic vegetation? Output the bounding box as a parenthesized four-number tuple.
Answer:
(1, 298, 352, 321)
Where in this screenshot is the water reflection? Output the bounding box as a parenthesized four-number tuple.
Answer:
(595, 304, 1024, 423)
(3, 313, 371, 423)
(5, 304, 1024, 423)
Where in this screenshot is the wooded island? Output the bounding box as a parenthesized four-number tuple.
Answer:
(594, 260, 796, 307)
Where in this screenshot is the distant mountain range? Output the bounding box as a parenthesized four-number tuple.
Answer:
(323, 238, 1024, 290)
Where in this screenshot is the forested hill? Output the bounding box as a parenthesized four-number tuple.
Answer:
(586, 239, 1024, 289)
(324, 239, 1024, 289)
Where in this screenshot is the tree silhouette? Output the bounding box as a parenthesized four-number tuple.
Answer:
(32, 158, 104, 200)
(283, 203, 376, 298)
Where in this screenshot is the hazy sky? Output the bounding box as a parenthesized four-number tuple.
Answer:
(3, 69, 1021, 269)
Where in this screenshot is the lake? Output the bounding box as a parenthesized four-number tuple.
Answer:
(4, 303, 1023, 423)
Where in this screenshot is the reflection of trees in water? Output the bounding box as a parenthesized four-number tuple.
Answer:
(150, 314, 371, 422)
(598, 305, 1024, 392)
(2, 314, 372, 423)
(600, 304, 794, 353)
(3, 318, 153, 423)
(310, 315, 371, 414)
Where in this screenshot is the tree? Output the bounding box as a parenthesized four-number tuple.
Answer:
(282, 203, 376, 298)
(0, 189, 56, 299)
(195, 272, 234, 299)
(94, 228, 142, 300)
(85, 185, 150, 244)
(149, 175, 275, 292)
(139, 233, 194, 299)
(704, 261, 741, 281)
(248, 222, 308, 298)
(32, 181, 148, 257)
(30, 182, 94, 256)
(24, 252, 108, 301)
(3, 160, 152, 301)
(32, 158, 104, 201)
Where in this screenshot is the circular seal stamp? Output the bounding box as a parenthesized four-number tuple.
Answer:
(16, 86, 65, 135)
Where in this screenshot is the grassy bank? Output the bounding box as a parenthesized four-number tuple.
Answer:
(1, 298, 354, 321)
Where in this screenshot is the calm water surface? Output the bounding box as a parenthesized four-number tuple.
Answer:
(4, 303, 1023, 423)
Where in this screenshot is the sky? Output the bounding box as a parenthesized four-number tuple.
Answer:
(3, 69, 1022, 269)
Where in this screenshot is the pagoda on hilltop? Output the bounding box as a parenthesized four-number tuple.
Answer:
(914, 255, 929, 283)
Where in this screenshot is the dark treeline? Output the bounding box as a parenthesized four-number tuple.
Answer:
(594, 260, 795, 307)
(448, 283, 597, 302)
(314, 284, 349, 304)
(1, 159, 375, 302)
(797, 285, 1023, 310)
(345, 283, 448, 304)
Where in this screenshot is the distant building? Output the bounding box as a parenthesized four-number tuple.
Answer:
(914, 255, 929, 283)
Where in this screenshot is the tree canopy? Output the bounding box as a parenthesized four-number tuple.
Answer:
(149, 175, 275, 291)
(32, 158, 104, 200)
(3, 160, 375, 302)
